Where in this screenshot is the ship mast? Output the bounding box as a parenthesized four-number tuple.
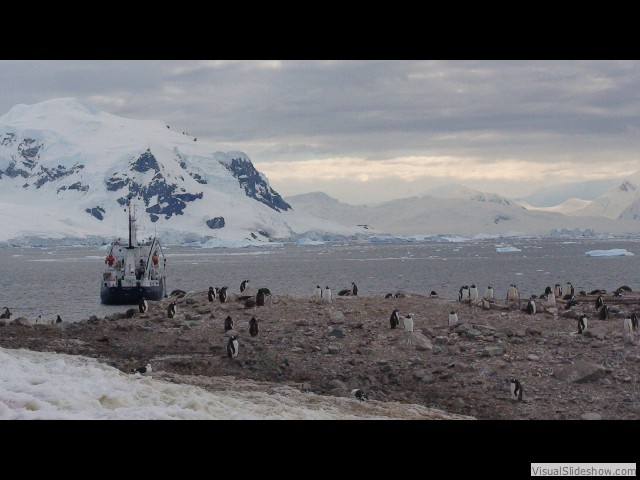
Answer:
(127, 200, 137, 248)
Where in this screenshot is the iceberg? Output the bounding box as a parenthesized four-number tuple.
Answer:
(496, 245, 522, 253)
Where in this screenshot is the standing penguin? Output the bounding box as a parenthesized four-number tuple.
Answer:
(227, 335, 239, 358)
(256, 290, 266, 307)
(403, 313, 414, 346)
(55, 314, 62, 324)
(624, 317, 634, 343)
(577, 314, 588, 334)
(167, 302, 177, 318)
(240, 279, 249, 293)
(351, 282, 358, 296)
(208, 287, 217, 302)
(510, 378, 523, 401)
(598, 304, 609, 320)
(631, 313, 639, 331)
(314, 285, 322, 300)
(546, 291, 556, 307)
(484, 285, 494, 300)
(469, 284, 479, 301)
(448, 311, 459, 326)
(389, 309, 400, 329)
(507, 284, 520, 309)
(224, 315, 234, 332)
(544, 286, 552, 295)
(324, 286, 332, 303)
(595, 295, 604, 310)
(526, 299, 536, 315)
(0, 307, 11, 319)
(565, 282, 575, 297)
(554, 284, 563, 298)
(249, 317, 259, 337)
(459, 285, 469, 302)
(139, 296, 148, 314)
(219, 286, 228, 303)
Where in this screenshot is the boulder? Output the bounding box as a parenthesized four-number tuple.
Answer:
(553, 361, 607, 383)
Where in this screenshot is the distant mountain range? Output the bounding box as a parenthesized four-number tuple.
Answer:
(1, 98, 639, 246)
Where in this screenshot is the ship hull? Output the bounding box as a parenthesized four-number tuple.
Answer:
(100, 279, 166, 305)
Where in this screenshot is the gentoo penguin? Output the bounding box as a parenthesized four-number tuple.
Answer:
(385, 293, 394, 299)
(403, 313, 414, 345)
(0, 307, 11, 319)
(565, 282, 575, 297)
(167, 302, 177, 318)
(351, 282, 358, 296)
(258, 287, 271, 296)
(429, 290, 438, 298)
(631, 313, 639, 330)
(56, 314, 62, 324)
(208, 287, 217, 302)
(484, 285, 494, 300)
(526, 299, 536, 315)
(219, 286, 228, 303)
(256, 290, 265, 307)
(598, 304, 609, 320)
(324, 286, 332, 302)
(249, 317, 259, 337)
(544, 286, 552, 295)
(389, 309, 400, 329)
(554, 284, 563, 298)
(132, 363, 152, 374)
(139, 296, 148, 314)
(546, 291, 556, 307)
(224, 315, 234, 332)
(448, 311, 459, 326)
(314, 285, 322, 300)
(577, 314, 588, 334)
(469, 284, 479, 301)
(624, 317, 634, 343)
(240, 279, 249, 293)
(507, 284, 520, 309)
(459, 285, 469, 302)
(337, 288, 351, 296)
(351, 389, 367, 401)
(595, 295, 604, 310)
(565, 298, 578, 310)
(227, 335, 239, 358)
(510, 378, 523, 401)
(36, 315, 42, 324)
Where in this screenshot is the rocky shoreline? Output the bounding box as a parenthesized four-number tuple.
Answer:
(1, 288, 639, 420)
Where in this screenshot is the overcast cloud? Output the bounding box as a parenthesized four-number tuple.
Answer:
(1, 60, 638, 203)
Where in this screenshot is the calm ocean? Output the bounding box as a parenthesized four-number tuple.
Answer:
(1, 238, 639, 323)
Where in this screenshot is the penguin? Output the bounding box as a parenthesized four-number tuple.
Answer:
(324, 286, 332, 302)
(351, 389, 367, 401)
(249, 317, 259, 337)
(167, 302, 177, 318)
(469, 284, 479, 301)
(208, 286, 217, 302)
(565, 282, 575, 297)
(459, 285, 469, 302)
(429, 290, 438, 298)
(554, 284, 563, 298)
(624, 317, 634, 343)
(338, 288, 351, 296)
(526, 299, 536, 315)
(314, 285, 322, 299)
(385, 293, 394, 299)
(351, 282, 358, 296)
(510, 378, 523, 401)
(55, 314, 62, 324)
(35, 314, 42, 324)
(484, 286, 494, 300)
(227, 335, 239, 358)
(132, 363, 152, 374)
(507, 284, 520, 309)
(139, 296, 148, 314)
(240, 279, 249, 293)
(598, 304, 609, 320)
(448, 311, 459, 326)
(546, 291, 556, 307)
(403, 313, 414, 345)
(565, 298, 578, 310)
(578, 314, 588, 334)
(0, 307, 11, 319)
(258, 287, 271, 296)
(544, 286, 552, 295)
(389, 309, 400, 329)
(256, 290, 265, 307)
(224, 315, 234, 332)
(595, 295, 604, 310)
(219, 286, 228, 303)
(631, 313, 639, 331)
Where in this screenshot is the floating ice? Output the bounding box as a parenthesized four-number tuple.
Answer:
(584, 249, 634, 257)
(496, 246, 522, 253)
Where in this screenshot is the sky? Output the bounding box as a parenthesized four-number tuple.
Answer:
(1, 60, 639, 204)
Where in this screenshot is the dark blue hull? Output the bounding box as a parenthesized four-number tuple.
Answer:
(100, 280, 166, 305)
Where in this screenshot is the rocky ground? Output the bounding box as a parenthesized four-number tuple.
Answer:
(1, 288, 639, 420)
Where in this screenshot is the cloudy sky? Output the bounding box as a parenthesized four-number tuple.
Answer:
(1, 60, 639, 204)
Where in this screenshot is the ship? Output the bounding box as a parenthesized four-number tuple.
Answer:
(100, 200, 167, 304)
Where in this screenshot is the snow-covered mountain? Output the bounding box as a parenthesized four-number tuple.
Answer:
(516, 198, 593, 215)
(518, 178, 622, 207)
(443, 186, 519, 207)
(572, 171, 640, 219)
(287, 191, 640, 237)
(0, 98, 358, 246)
